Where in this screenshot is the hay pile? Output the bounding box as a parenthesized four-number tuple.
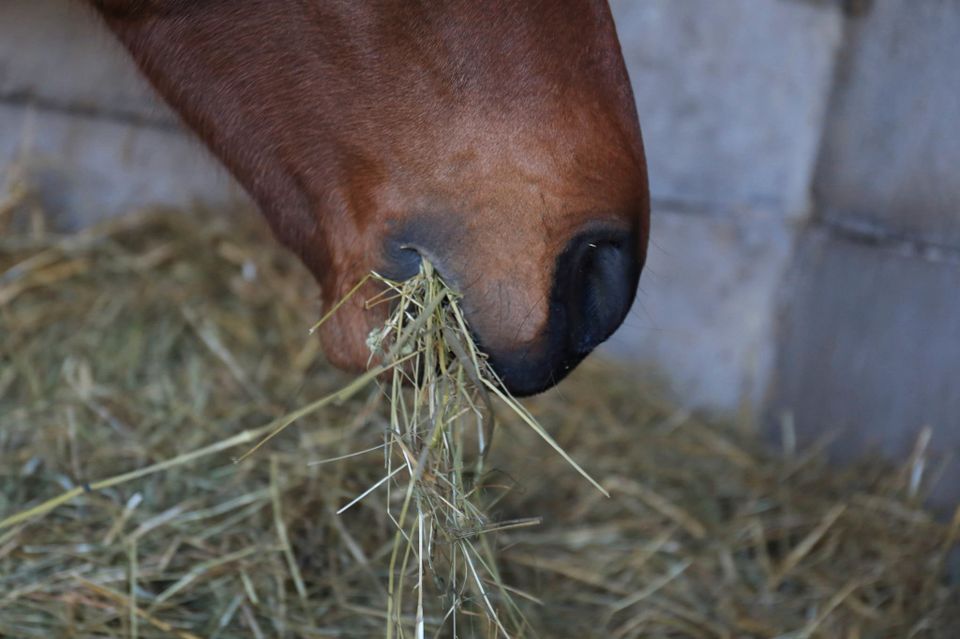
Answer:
(1, 208, 958, 638)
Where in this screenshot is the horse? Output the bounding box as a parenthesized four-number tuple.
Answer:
(85, 0, 650, 396)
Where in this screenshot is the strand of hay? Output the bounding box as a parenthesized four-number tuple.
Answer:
(1, 208, 958, 638)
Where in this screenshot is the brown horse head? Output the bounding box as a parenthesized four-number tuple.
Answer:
(90, 0, 650, 395)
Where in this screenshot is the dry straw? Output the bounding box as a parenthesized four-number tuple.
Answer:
(1, 207, 958, 638)
(231, 252, 604, 636)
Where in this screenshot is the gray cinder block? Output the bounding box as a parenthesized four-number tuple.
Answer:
(610, 0, 843, 216)
(0, 0, 173, 124)
(0, 1, 243, 228)
(0, 104, 245, 230)
(767, 230, 960, 507)
(815, 0, 960, 248)
(603, 207, 795, 412)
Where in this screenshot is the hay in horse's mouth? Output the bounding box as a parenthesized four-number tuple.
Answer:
(357, 261, 605, 637)
(244, 259, 605, 637)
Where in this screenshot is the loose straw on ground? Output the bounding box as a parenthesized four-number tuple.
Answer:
(1, 208, 957, 638)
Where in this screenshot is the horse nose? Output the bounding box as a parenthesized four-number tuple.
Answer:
(558, 229, 639, 356)
(481, 227, 640, 397)
(378, 222, 640, 397)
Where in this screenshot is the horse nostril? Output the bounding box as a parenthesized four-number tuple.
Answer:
(560, 230, 638, 355)
(380, 243, 423, 281)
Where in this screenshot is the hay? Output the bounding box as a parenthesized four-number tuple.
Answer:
(1, 207, 958, 638)
(362, 261, 541, 638)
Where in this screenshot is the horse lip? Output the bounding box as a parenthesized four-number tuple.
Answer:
(483, 341, 586, 397)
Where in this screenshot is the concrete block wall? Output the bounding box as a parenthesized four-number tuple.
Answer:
(0, 0, 245, 230)
(766, 0, 960, 505)
(604, 0, 844, 410)
(769, 230, 960, 504)
(2, 1, 958, 500)
(813, 0, 960, 248)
